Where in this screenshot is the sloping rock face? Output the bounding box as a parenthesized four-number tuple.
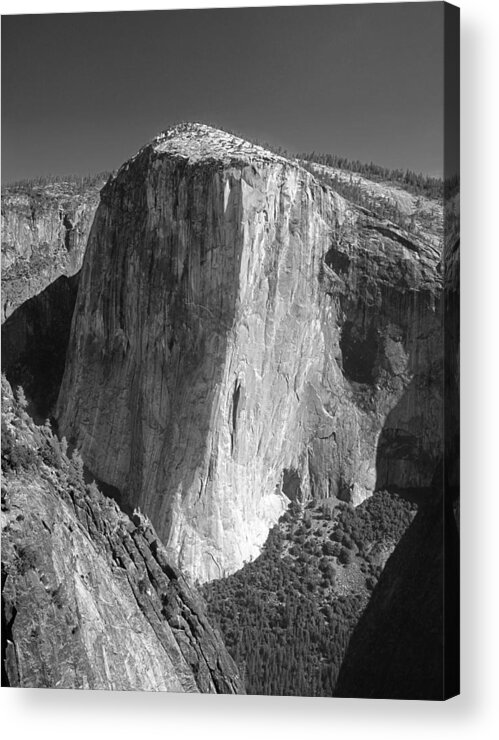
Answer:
(56, 123, 443, 582)
(333, 192, 460, 701)
(1, 176, 105, 321)
(1, 378, 243, 692)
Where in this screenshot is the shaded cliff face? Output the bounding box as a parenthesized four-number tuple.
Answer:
(1, 176, 105, 322)
(333, 493, 458, 700)
(333, 193, 460, 702)
(2, 275, 78, 421)
(1, 378, 243, 692)
(444, 192, 460, 502)
(56, 123, 443, 582)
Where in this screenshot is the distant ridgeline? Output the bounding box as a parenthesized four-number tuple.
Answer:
(2, 171, 113, 200)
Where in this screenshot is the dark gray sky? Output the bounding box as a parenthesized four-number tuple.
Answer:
(2, 3, 450, 182)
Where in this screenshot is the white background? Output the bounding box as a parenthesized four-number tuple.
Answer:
(1, 0, 498, 738)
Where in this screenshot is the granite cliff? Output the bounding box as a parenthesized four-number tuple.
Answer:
(56, 123, 444, 582)
(1, 378, 243, 692)
(1, 175, 105, 321)
(1, 177, 106, 418)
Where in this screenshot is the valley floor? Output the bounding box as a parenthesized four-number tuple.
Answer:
(202, 490, 417, 696)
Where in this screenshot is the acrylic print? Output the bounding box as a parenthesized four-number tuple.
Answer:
(1, 2, 460, 699)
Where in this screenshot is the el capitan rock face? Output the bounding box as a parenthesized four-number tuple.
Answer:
(56, 123, 444, 582)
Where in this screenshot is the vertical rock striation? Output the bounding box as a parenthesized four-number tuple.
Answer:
(56, 123, 443, 582)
